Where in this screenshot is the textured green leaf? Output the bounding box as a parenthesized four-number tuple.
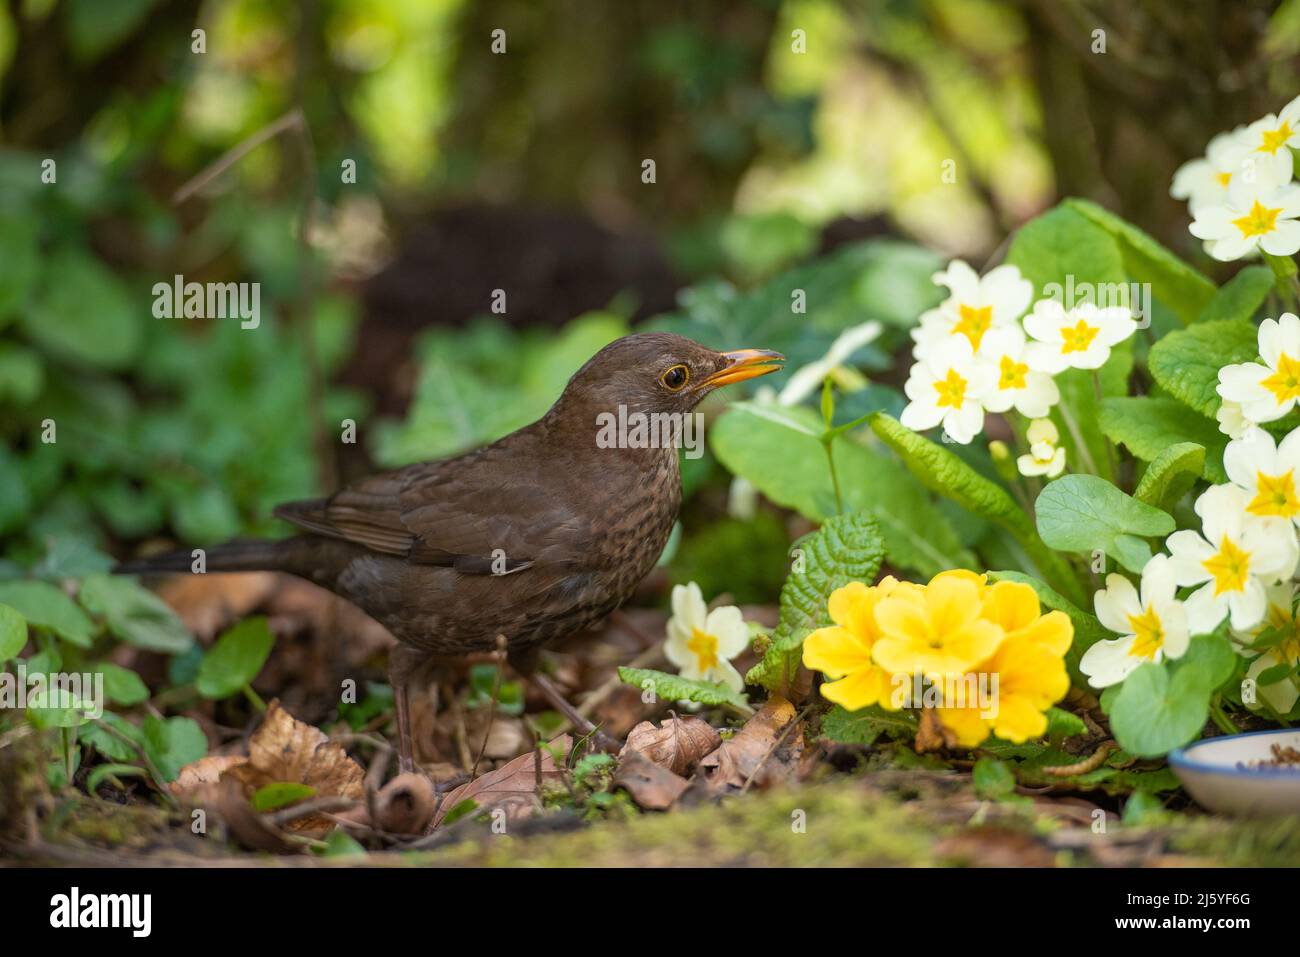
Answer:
(972, 757, 1017, 799)
(746, 512, 885, 696)
(0, 580, 94, 647)
(1133, 442, 1206, 512)
(77, 575, 193, 654)
(870, 414, 1085, 605)
(196, 616, 274, 699)
(989, 570, 1107, 688)
(1099, 397, 1227, 483)
(819, 704, 918, 746)
(1147, 320, 1259, 417)
(1036, 475, 1174, 568)
(616, 667, 750, 710)
(1197, 265, 1274, 324)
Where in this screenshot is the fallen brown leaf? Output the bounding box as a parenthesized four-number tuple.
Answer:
(614, 752, 689, 811)
(619, 714, 720, 776)
(915, 707, 958, 753)
(431, 736, 571, 830)
(698, 696, 805, 792)
(158, 572, 278, 640)
(170, 754, 247, 806)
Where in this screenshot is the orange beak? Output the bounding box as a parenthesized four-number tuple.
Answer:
(700, 349, 785, 389)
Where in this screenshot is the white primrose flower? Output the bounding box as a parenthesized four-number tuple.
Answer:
(1237, 582, 1300, 716)
(664, 582, 749, 691)
(1166, 484, 1300, 632)
(1016, 417, 1066, 478)
(976, 325, 1060, 418)
(1223, 426, 1300, 526)
(1217, 313, 1300, 423)
(910, 260, 1033, 360)
(900, 335, 994, 445)
(1189, 158, 1300, 261)
(1216, 398, 1252, 439)
(1232, 95, 1300, 182)
(777, 320, 882, 407)
(1023, 299, 1138, 375)
(1170, 127, 1248, 215)
(1081, 555, 1209, 689)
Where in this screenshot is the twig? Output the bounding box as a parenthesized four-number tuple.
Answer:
(471, 635, 507, 778)
(90, 718, 178, 806)
(577, 643, 664, 719)
(740, 704, 812, 794)
(266, 795, 362, 828)
(172, 109, 305, 204)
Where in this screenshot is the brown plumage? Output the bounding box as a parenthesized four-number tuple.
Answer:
(117, 332, 782, 768)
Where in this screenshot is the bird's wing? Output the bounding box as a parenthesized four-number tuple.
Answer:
(273, 440, 576, 574)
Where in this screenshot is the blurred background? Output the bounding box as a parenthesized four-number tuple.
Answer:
(0, 0, 1298, 591)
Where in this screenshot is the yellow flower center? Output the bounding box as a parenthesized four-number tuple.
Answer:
(687, 628, 719, 671)
(1232, 200, 1282, 238)
(1215, 170, 1233, 187)
(1259, 122, 1294, 154)
(1248, 469, 1300, 519)
(1060, 319, 1100, 354)
(1126, 605, 1165, 659)
(932, 368, 968, 409)
(954, 303, 993, 349)
(997, 355, 1028, 390)
(1261, 352, 1300, 404)
(1266, 602, 1300, 664)
(1202, 535, 1251, 596)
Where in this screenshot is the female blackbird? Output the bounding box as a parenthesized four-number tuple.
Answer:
(117, 333, 782, 770)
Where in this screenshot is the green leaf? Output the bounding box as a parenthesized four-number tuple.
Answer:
(1176, 632, 1237, 695)
(141, 715, 207, 782)
(196, 616, 274, 699)
(989, 571, 1109, 687)
(1197, 265, 1274, 324)
(1008, 204, 1126, 293)
(63, 0, 162, 63)
(616, 667, 750, 710)
(0, 448, 30, 536)
(23, 250, 142, 370)
(745, 512, 885, 696)
(1133, 442, 1206, 512)
(252, 781, 316, 812)
(1147, 320, 1259, 418)
(819, 704, 917, 746)
(870, 413, 1084, 605)
(0, 603, 26, 662)
(318, 829, 367, 858)
(0, 580, 94, 647)
(1099, 397, 1227, 483)
(84, 712, 145, 763)
(0, 213, 39, 328)
(1109, 662, 1210, 758)
(94, 662, 150, 706)
(0, 343, 44, 404)
(1065, 198, 1216, 324)
(1036, 475, 1174, 571)
(1110, 534, 1153, 573)
(972, 757, 1017, 799)
(76, 575, 193, 654)
(1045, 707, 1087, 739)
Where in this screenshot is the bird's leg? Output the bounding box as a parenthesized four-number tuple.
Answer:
(388, 645, 427, 774)
(527, 671, 619, 753)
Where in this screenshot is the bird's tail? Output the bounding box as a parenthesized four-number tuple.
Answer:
(114, 539, 296, 576)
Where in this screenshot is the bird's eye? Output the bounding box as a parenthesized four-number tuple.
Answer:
(660, 364, 689, 391)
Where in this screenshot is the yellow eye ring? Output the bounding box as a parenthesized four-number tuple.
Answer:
(660, 364, 690, 391)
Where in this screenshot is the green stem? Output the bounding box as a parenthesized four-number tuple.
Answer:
(1208, 696, 1240, 735)
(821, 437, 844, 516)
(1092, 370, 1119, 480)
(242, 683, 267, 713)
(1056, 402, 1099, 476)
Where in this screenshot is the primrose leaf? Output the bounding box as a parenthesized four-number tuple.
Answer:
(617, 667, 750, 711)
(1065, 198, 1216, 323)
(819, 704, 917, 746)
(746, 512, 885, 696)
(0, 580, 94, 647)
(1147, 320, 1260, 418)
(77, 574, 193, 654)
(1036, 475, 1174, 567)
(1098, 397, 1227, 483)
(1110, 534, 1153, 574)
(196, 616, 275, 699)
(989, 570, 1108, 688)
(870, 413, 1085, 605)
(1109, 662, 1210, 758)
(1197, 265, 1273, 324)
(1007, 204, 1126, 293)
(0, 603, 26, 662)
(1176, 632, 1237, 697)
(972, 757, 1018, 799)
(1133, 442, 1206, 513)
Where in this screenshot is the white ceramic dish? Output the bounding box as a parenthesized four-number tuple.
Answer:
(1169, 729, 1300, 817)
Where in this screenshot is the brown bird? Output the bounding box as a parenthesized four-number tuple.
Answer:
(117, 333, 782, 771)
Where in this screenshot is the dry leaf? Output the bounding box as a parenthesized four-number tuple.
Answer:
(170, 754, 247, 805)
(914, 707, 958, 753)
(431, 736, 570, 829)
(222, 700, 364, 833)
(619, 714, 720, 775)
(158, 572, 278, 640)
(698, 696, 804, 792)
(614, 752, 689, 811)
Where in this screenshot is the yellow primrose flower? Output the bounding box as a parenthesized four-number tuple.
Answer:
(802, 578, 912, 711)
(871, 572, 1005, 681)
(979, 579, 1073, 657)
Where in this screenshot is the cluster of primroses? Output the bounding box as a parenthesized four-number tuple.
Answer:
(801, 571, 1073, 747)
(1081, 313, 1300, 715)
(1173, 95, 1300, 261)
(900, 259, 1136, 476)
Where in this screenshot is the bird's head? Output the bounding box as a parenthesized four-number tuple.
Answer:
(554, 333, 784, 422)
